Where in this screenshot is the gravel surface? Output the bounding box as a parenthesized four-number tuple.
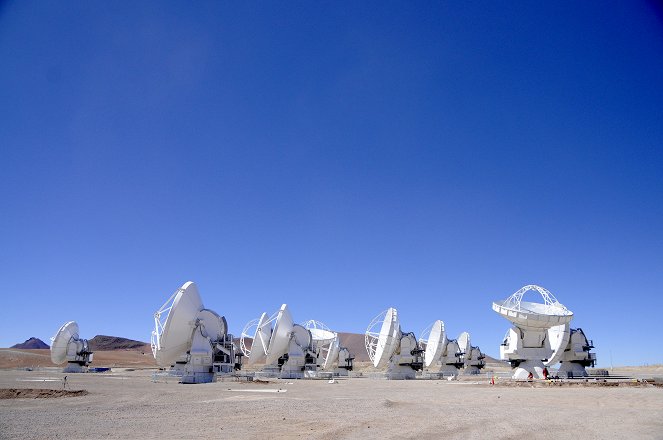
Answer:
(0, 369, 662, 439)
(0, 388, 88, 399)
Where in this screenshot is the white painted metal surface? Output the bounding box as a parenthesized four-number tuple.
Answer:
(50, 321, 79, 365)
(545, 323, 572, 366)
(365, 308, 400, 368)
(50, 320, 93, 372)
(240, 312, 271, 365)
(420, 320, 446, 368)
(493, 284, 575, 379)
(302, 320, 341, 371)
(492, 284, 573, 328)
(457, 332, 470, 356)
(150, 281, 240, 383)
(266, 304, 295, 364)
(324, 337, 341, 370)
(151, 281, 203, 367)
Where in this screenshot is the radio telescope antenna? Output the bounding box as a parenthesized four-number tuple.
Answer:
(419, 320, 446, 368)
(493, 284, 573, 379)
(456, 331, 486, 374)
(151, 281, 242, 383)
(302, 320, 335, 369)
(240, 312, 272, 365)
(457, 332, 470, 356)
(365, 308, 423, 379)
(418, 320, 465, 378)
(242, 304, 318, 379)
(546, 326, 597, 378)
(266, 305, 297, 364)
(50, 321, 93, 373)
(302, 320, 354, 376)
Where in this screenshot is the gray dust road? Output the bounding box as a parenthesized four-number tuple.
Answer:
(1, 370, 662, 439)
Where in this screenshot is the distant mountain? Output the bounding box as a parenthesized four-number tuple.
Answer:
(11, 337, 49, 349)
(88, 335, 149, 351)
(337, 332, 369, 362)
(483, 354, 504, 365)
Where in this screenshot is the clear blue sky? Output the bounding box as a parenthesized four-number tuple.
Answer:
(1, 1, 662, 366)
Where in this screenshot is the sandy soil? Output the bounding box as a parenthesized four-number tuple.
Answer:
(0, 369, 661, 440)
(0, 388, 88, 399)
(0, 349, 156, 369)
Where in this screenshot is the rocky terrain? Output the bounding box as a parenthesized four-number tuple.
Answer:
(1, 369, 661, 439)
(10, 338, 49, 350)
(1, 335, 155, 369)
(88, 335, 150, 351)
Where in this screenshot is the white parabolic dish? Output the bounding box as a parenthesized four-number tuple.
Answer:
(309, 327, 336, 342)
(546, 323, 572, 366)
(50, 321, 79, 365)
(373, 308, 400, 369)
(153, 281, 203, 367)
(324, 337, 341, 369)
(492, 285, 573, 329)
(303, 320, 339, 370)
(266, 304, 294, 365)
(247, 312, 271, 364)
(423, 320, 446, 368)
(457, 331, 470, 354)
(198, 309, 227, 341)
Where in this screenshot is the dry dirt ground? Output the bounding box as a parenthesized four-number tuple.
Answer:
(0, 349, 156, 369)
(1, 369, 662, 440)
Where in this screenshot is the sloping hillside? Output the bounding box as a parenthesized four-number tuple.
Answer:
(337, 332, 369, 362)
(11, 338, 49, 349)
(88, 335, 150, 351)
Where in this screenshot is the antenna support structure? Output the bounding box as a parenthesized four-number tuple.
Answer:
(151, 281, 243, 384)
(546, 325, 597, 378)
(365, 308, 423, 380)
(419, 321, 486, 378)
(493, 285, 574, 379)
(50, 321, 94, 373)
(302, 320, 354, 377)
(240, 304, 319, 379)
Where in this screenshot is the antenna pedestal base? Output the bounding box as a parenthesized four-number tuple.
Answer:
(421, 371, 454, 379)
(277, 342, 317, 379)
(213, 363, 235, 375)
(181, 371, 215, 384)
(385, 363, 416, 380)
(512, 360, 546, 380)
(280, 358, 314, 380)
(332, 368, 349, 377)
(62, 363, 87, 373)
(254, 363, 281, 379)
(180, 359, 216, 383)
(429, 363, 460, 378)
(557, 362, 589, 378)
(463, 366, 482, 375)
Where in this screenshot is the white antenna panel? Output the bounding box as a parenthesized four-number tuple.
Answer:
(266, 304, 294, 365)
(365, 308, 400, 368)
(151, 281, 203, 367)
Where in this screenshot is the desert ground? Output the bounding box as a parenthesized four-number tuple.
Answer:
(2, 346, 662, 439)
(0, 348, 156, 370)
(1, 367, 662, 440)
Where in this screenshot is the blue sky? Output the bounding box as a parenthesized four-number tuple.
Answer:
(1, 1, 662, 366)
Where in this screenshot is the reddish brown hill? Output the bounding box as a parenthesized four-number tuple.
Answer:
(337, 332, 369, 362)
(11, 338, 49, 349)
(88, 335, 150, 351)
